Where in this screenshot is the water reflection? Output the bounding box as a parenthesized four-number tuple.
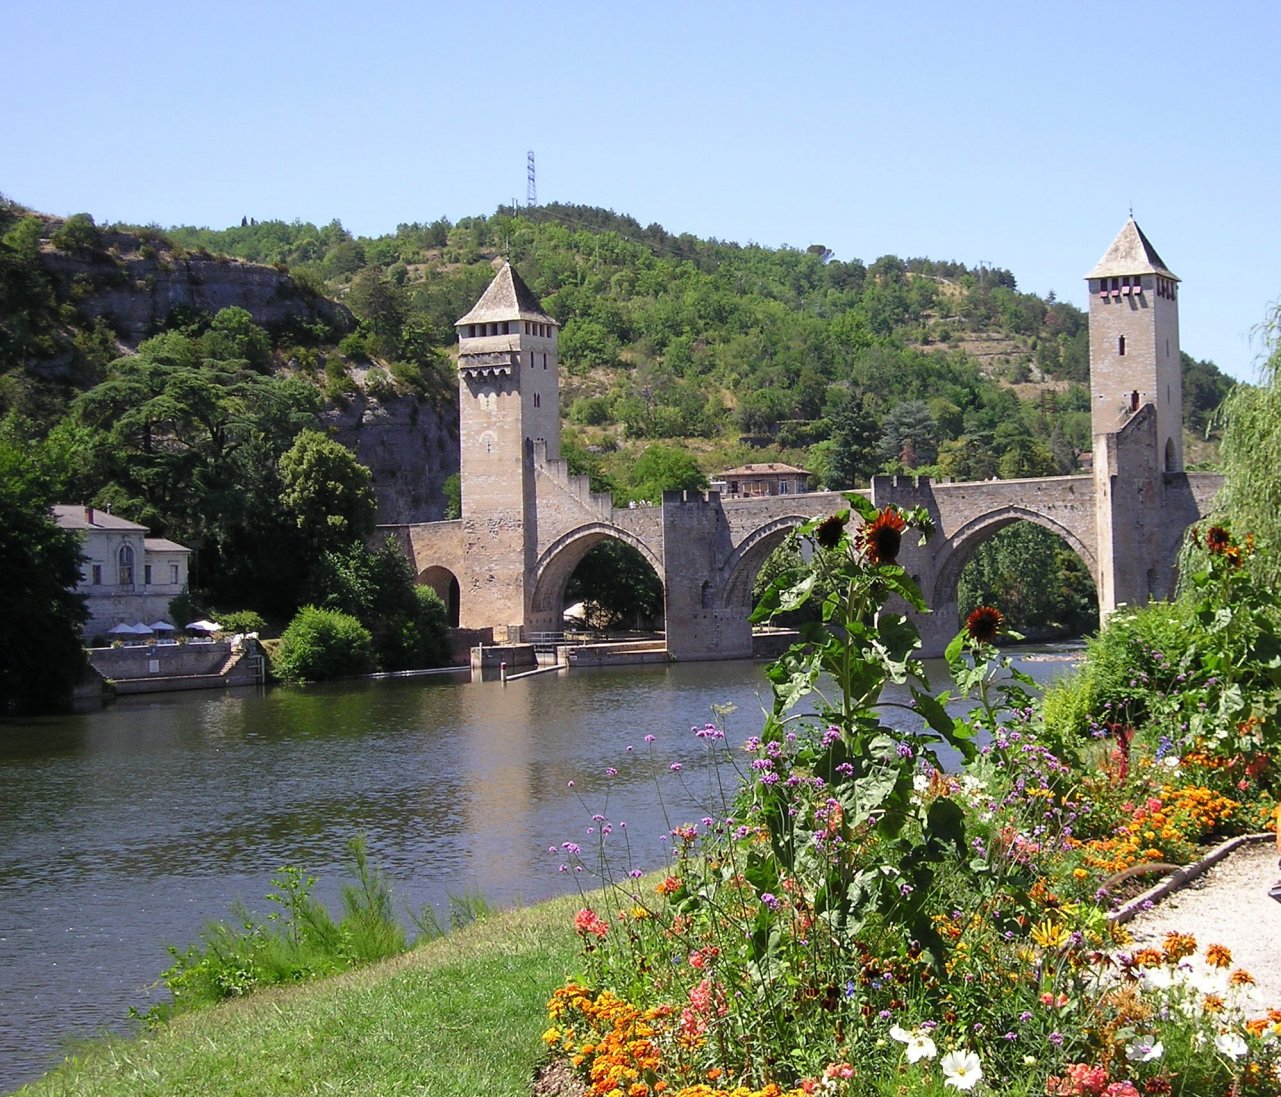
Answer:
(0, 649, 1078, 1091)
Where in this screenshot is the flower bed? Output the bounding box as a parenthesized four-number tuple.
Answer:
(543, 510, 1281, 1096)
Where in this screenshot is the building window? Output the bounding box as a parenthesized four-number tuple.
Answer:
(144, 564, 152, 586)
(542, 353, 547, 369)
(533, 393, 541, 408)
(170, 563, 180, 584)
(779, 480, 790, 494)
(1118, 336, 1126, 356)
(92, 564, 102, 585)
(118, 544, 135, 587)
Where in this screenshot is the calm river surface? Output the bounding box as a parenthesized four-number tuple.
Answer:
(0, 649, 1079, 1092)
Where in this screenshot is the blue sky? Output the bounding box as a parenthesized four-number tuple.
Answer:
(4, 1, 1277, 380)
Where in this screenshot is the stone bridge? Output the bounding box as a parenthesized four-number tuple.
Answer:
(389, 429, 1220, 659)
(380, 222, 1224, 660)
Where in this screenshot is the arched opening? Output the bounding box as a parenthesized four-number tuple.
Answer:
(530, 525, 665, 638)
(722, 517, 812, 623)
(954, 521, 1099, 640)
(418, 565, 460, 628)
(1164, 436, 1177, 473)
(564, 541, 664, 633)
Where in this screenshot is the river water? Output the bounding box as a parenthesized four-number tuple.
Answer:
(0, 649, 1079, 1092)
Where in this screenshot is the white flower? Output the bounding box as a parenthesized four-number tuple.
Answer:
(1125, 1034, 1164, 1062)
(889, 1023, 937, 1063)
(940, 1048, 983, 1090)
(1215, 1031, 1249, 1060)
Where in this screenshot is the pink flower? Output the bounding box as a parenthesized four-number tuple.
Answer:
(573, 908, 608, 938)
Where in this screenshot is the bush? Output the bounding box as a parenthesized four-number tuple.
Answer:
(273, 606, 374, 681)
(215, 610, 267, 636)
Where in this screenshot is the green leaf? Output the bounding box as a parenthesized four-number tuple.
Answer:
(911, 688, 955, 737)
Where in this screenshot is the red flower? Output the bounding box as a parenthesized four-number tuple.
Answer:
(965, 605, 1004, 644)
(573, 908, 609, 937)
(1205, 525, 1231, 554)
(859, 508, 906, 564)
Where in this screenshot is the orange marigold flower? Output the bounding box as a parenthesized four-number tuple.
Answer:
(965, 605, 1004, 644)
(1230, 968, 1256, 986)
(859, 507, 906, 564)
(1162, 931, 1197, 963)
(1204, 943, 1233, 969)
(657, 875, 682, 895)
(1202, 992, 1225, 1014)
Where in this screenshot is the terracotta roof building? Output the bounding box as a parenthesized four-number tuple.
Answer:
(714, 463, 812, 499)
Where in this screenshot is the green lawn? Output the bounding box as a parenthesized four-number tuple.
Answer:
(15, 894, 585, 1097)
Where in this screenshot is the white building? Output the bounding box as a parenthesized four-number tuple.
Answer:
(51, 506, 192, 640)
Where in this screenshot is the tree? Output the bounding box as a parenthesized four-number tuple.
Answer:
(308, 538, 450, 670)
(878, 400, 938, 469)
(278, 429, 377, 557)
(0, 441, 88, 714)
(1217, 304, 1281, 578)
(623, 443, 707, 505)
(825, 395, 881, 488)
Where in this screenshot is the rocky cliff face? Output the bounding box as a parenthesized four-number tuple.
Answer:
(31, 218, 457, 526)
(40, 229, 353, 346)
(323, 389, 459, 525)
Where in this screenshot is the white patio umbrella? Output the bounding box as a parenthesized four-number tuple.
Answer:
(148, 620, 176, 632)
(185, 619, 222, 632)
(107, 623, 138, 636)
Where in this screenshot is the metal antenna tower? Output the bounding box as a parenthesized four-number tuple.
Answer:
(526, 150, 537, 207)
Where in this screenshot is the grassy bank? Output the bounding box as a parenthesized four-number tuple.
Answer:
(15, 893, 584, 1097)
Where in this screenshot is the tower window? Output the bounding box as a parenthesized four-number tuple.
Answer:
(543, 353, 547, 369)
(533, 393, 541, 408)
(1118, 336, 1126, 356)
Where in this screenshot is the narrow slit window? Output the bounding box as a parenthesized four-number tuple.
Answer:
(1118, 336, 1126, 356)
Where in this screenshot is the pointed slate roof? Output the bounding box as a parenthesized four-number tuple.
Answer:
(455, 261, 558, 327)
(1085, 218, 1178, 281)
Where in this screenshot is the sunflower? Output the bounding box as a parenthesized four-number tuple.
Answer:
(965, 606, 1004, 644)
(1205, 525, 1231, 554)
(859, 508, 906, 564)
(814, 513, 847, 550)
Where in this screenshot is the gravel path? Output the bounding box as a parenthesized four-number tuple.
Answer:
(1124, 840, 1281, 1008)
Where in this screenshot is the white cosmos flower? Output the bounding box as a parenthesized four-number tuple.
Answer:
(940, 1049, 983, 1090)
(889, 1023, 937, 1063)
(1215, 1031, 1249, 1060)
(1125, 1034, 1163, 1062)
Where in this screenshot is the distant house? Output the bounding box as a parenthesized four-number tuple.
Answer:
(715, 463, 812, 500)
(51, 506, 192, 640)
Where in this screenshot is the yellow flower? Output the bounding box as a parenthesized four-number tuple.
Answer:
(1031, 918, 1070, 949)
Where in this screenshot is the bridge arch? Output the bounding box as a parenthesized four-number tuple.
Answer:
(721, 514, 815, 612)
(929, 505, 1100, 626)
(529, 522, 666, 621)
(418, 565, 460, 627)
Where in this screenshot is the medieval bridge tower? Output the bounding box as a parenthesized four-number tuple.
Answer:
(396, 224, 1221, 658)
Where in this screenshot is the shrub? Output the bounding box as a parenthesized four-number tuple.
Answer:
(273, 606, 374, 681)
(215, 610, 267, 636)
